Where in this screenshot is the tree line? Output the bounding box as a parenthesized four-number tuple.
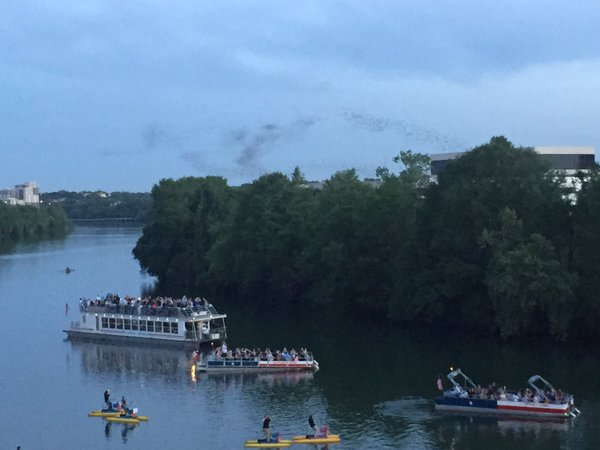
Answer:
(41, 191, 152, 222)
(133, 137, 600, 341)
(0, 202, 72, 250)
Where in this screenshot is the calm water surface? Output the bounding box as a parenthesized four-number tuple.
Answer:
(0, 226, 599, 449)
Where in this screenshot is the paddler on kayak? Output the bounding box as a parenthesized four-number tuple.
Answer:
(262, 415, 271, 441)
(308, 415, 318, 437)
(104, 389, 112, 409)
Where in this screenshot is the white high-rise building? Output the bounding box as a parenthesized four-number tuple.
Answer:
(0, 182, 40, 205)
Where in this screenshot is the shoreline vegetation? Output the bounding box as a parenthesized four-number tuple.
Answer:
(41, 191, 152, 223)
(1, 191, 150, 251)
(133, 136, 600, 342)
(0, 202, 72, 251)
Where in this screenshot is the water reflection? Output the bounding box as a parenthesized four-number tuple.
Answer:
(204, 371, 315, 387)
(431, 413, 572, 450)
(68, 339, 190, 377)
(376, 397, 573, 449)
(103, 421, 138, 443)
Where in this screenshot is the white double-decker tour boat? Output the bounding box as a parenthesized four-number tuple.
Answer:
(64, 294, 227, 347)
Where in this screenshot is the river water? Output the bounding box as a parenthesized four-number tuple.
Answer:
(0, 226, 599, 449)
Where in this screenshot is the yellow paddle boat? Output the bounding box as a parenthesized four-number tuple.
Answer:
(292, 434, 341, 444)
(88, 409, 121, 417)
(105, 416, 141, 424)
(244, 440, 293, 448)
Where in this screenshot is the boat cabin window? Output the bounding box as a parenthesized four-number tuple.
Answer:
(96, 317, 179, 335)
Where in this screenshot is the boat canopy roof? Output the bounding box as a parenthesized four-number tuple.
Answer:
(446, 368, 477, 391)
(528, 374, 556, 397)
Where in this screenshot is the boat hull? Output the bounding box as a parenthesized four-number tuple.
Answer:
(88, 410, 120, 417)
(244, 440, 293, 448)
(292, 435, 341, 444)
(292, 434, 340, 440)
(65, 329, 218, 348)
(199, 359, 318, 373)
(105, 416, 140, 424)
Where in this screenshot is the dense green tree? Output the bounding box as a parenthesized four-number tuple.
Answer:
(134, 177, 232, 291)
(379, 152, 430, 321)
(131, 137, 599, 341)
(41, 191, 152, 222)
(210, 172, 315, 301)
(415, 137, 571, 331)
(480, 208, 575, 340)
(0, 203, 72, 249)
(301, 169, 378, 309)
(570, 168, 600, 337)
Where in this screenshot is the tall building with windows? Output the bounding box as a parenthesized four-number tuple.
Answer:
(0, 182, 40, 205)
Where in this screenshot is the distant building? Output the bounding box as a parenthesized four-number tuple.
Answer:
(430, 146, 596, 188)
(0, 182, 40, 205)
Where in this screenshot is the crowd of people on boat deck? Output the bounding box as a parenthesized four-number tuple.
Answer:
(448, 382, 567, 404)
(79, 293, 211, 313)
(209, 342, 313, 361)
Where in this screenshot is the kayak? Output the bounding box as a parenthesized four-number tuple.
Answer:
(292, 435, 341, 444)
(105, 416, 140, 424)
(244, 439, 293, 448)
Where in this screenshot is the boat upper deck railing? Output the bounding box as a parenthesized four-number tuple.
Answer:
(80, 301, 224, 318)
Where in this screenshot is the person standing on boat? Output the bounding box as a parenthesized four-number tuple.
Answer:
(308, 415, 318, 437)
(262, 415, 271, 441)
(104, 389, 111, 409)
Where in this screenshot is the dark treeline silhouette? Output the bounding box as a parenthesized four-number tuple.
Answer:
(0, 202, 72, 251)
(133, 137, 600, 341)
(41, 191, 152, 222)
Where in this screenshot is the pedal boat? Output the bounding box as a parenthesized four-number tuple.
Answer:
(105, 415, 146, 424)
(88, 409, 121, 417)
(292, 434, 341, 444)
(244, 439, 293, 448)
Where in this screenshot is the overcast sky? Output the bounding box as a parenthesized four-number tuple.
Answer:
(2, 1, 599, 192)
